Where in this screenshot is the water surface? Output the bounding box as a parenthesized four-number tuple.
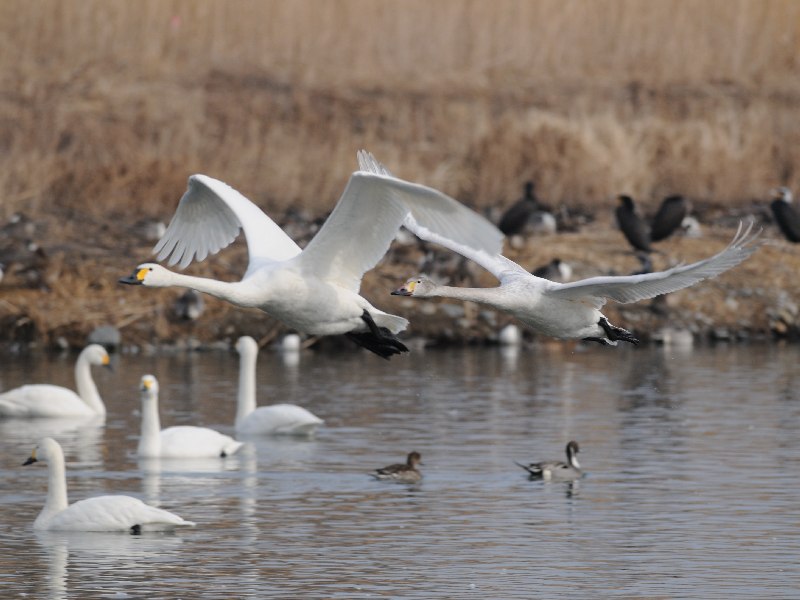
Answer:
(1, 343, 798, 598)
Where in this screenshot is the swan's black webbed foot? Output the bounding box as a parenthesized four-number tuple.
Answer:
(598, 316, 640, 346)
(345, 310, 409, 360)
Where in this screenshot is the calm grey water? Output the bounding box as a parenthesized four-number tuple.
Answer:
(0, 343, 798, 599)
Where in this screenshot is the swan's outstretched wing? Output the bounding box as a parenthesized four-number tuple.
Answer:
(548, 221, 760, 306)
(153, 175, 302, 270)
(403, 216, 530, 284)
(299, 151, 504, 290)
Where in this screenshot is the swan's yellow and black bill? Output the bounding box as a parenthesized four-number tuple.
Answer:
(390, 281, 415, 296)
(22, 449, 38, 466)
(119, 267, 147, 285)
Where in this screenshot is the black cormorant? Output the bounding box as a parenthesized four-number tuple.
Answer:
(770, 187, 800, 243)
(498, 181, 538, 236)
(614, 195, 652, 253)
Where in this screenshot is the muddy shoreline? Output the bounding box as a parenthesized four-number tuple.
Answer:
(1, 215, 798, 357)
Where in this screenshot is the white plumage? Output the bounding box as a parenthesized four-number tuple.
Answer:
(234, 336, 323, 436)
(137, 374, 244, 458)
(0, 345, 110, 418)
(23, 437, 195, 532)
(120, 151, 503, 359)
(393, 221, 761, 345)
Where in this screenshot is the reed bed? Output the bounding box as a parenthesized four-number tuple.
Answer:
(1, 0, 799, 218)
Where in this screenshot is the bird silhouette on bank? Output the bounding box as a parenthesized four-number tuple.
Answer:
(615, 194, 689, 253)
(498, 181, 539, 236)
(769, 186, 800, 243)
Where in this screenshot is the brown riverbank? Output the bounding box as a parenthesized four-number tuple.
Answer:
(1, 206, 798, 354)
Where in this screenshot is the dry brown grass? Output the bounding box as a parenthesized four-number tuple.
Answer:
(1, 0, 799, 217)
(1, 0, 800, 344)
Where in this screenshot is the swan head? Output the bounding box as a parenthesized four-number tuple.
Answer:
(140, 374, 159, 398)
(119, 263, 173, 287)
(22, 437, 62, 466)
(81, 344, 111, 368)
(771, 186, 793, 203)
(391, 276, 437, 298)
(406, 451, 423, 468)
(235, 336, 258, 356)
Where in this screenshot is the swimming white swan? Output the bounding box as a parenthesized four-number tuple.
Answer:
(0, 345, 110, 418)
(119, 151, 503, 359)
(234, 336, 323, 435)
(515, 441, 583, 481)
(137, 374, 244, 458)
(392, 221, 761, 345)
(23, 437, 195, 532)
(370, 451, 423, 483)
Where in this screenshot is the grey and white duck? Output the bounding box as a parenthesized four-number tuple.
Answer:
(516, 441, 583, 481)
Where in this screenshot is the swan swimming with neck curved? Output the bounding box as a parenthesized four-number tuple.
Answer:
(234, 336, 323, 436)
(0, 344, 111, 418)
(23, 437, 195, 532)
(120, 151, 503, 359)
(137, 374, 244, 458)
(392, 221, 761, 345)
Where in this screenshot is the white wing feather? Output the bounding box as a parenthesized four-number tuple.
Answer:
(153, 175, 301, 270)
(44, 495, 194, 531)
(158, 426, 244, 458)
(401, 216, 528, 284)
(299, 151, 504, 290)
(237, 403, 323, 435)
(0, 385, 94, 418)
(549, 221, 761, 304)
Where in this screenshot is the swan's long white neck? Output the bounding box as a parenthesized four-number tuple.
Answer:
(37, 448, 69, 528)
(74, 352, 105, 415)
(152, 271, 255, 307)
(425, 284, 505, 306)
(138, 392, 162, 458)
(235, 347, 258, 429)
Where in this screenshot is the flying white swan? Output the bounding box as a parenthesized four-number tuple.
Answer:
(392, 221, 761, 345)
(0, 345, 110, 418)
(137, 374, 244, 458)
(120, 151, 504, 359)
(515, 441, 583, 481)
(234, 336, 323, 436)
(23, 437, 195, 532)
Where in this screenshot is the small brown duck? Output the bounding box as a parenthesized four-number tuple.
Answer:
(370, 451, 423, 483)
